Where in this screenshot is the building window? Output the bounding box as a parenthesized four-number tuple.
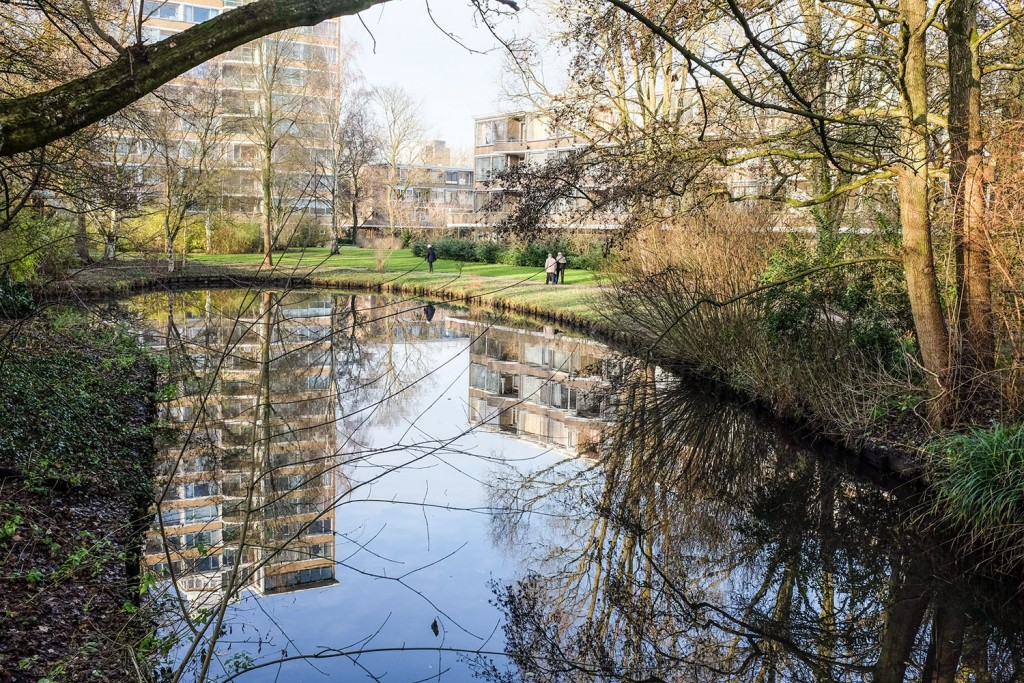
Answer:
(475, 155, 507, 181)
(184, 481, 217, 498)
(192, 554, 221, 572)
(184, 504, 219, 523)
(157, 508, 181, 526)
(183, 4, 219, 22)
(143, 0, 180, 20)
(475, 119, 507, 146)
(279, 67, 304, 87)
(233, 144, 257, 161)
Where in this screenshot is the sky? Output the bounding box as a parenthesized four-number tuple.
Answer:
(340, 1, 545, 158)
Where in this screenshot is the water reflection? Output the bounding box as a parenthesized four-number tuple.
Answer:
(133, 289, 616, 681)
(453, 319, 611, 453)
(121, 289, 1024, 683)
(484, 375, 1024, 683)
(146, 291, 340, 608)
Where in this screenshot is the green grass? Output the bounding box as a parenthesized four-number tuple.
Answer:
(927, 423, 1024, 557)
(188, 247, 603, 285)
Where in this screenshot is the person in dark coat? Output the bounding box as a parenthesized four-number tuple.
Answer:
(555, 252, 567, 284)
(426, 244, 437, 273)
(423, 303, 436, 321)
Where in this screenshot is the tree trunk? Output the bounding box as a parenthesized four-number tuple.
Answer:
(948, 0, 995, 411)
(261, 128, 274, 267)
(898, 0, 951, 424)
(920, 606, 965, 683)
(330, 176, 340, 254)
(351, 196, 359, 246)
(205, 211, 213, 253)
(74, 212, 92, 263)
(105, 209, 118, 261)
(166, 215, 175, 273)
(872, 562, 929, 683)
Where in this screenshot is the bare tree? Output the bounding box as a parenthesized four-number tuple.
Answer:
(226, 32, 330, 265)
(495, 0, 1023, 423)
(0, 0, 529, 157)
(143, 75, 225, 272)
(372, 84, 424, 235)
(316, 50, 381, 251)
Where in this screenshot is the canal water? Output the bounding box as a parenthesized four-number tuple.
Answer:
(119, 288, 1023, 683)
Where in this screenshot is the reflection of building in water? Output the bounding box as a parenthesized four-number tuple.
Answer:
(447, 319, 612, 454)
(146, 292, 343, 604)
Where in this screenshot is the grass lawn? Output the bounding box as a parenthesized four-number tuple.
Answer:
(189, 247, 603, 286)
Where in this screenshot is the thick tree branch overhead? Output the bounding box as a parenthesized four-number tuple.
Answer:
(0, 0, 392, 157)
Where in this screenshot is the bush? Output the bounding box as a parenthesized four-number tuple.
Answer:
(758, 230, 911, 366)
(0, 283, 35, 319)
(0, 214, 76, 283)
(410, 238, 480, 263)
(287, 218, 325, 249)
(475, 241, 503, 264)
(410, 236, 605, 270)
(209, 219, 261, 254)
(603, 213, 924, 445)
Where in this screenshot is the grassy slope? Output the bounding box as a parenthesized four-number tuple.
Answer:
(69, 247, 610, 323)
(190, 247, 602, 283)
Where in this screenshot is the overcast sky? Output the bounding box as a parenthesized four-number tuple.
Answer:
(341, 1, 546, 158)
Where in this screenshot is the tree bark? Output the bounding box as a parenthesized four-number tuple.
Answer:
(898, 0, 951, 424)
(74, 212, 92, 263)
(104, 209, 118, 260)
(947, 0, 995, 400)
(205, 211, 213, 253)
(0, 0, 390, 157)
(351, 196, 359, 245)
(261, 97, 274, 267)
(166, 214, 176, 273)
(330, 164, 340, 254)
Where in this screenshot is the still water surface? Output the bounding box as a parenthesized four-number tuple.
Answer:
(123, 288, 1023, 683)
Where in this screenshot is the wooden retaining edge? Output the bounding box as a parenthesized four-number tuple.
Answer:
(45, 268, 924, 483)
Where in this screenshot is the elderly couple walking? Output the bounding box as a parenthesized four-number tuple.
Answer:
(545, 252, 567, 285)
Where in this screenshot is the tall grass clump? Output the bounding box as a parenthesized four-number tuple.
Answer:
(926, 423, 1024, 566)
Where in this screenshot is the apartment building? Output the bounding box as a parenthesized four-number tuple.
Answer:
(463, 100, 816, 232)
(363, 160, 474, 232)
(358, 140, 474, 234)
(129, 2, 342, 229)
(458, 112, 580, 227)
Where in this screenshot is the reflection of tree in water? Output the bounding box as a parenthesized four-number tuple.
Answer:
(331, 292, 435, 438)
(136, 289, 443, 682)
(484, 364, 1024, 683)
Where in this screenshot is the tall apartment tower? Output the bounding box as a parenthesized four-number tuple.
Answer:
(136, 1, 342, 225)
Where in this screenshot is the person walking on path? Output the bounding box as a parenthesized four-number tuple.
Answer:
(555, 252, 567, 284)
(426, 244, 437, 273)
(544, 253, 557, 284)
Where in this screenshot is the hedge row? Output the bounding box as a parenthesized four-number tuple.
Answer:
(410, 238, 606, 271)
